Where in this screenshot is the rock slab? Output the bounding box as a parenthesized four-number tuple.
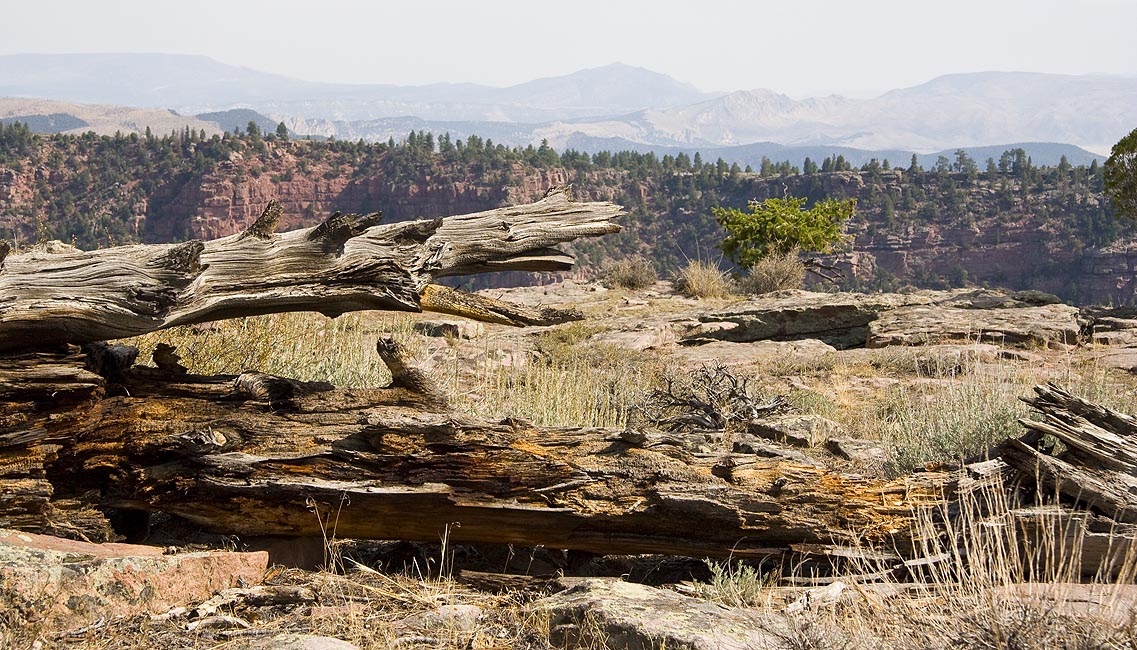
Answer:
(747, 415, 843, 448)
(686, 291, 929, 349)
(867, 303, 1080, 349)
(0, 528, 268, 629)
(532, 577, 788, 650)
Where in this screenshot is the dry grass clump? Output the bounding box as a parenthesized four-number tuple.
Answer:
(124, 311, 422, 388)
(866, 357, 1137, 475)
(692, 558, 778, 608)
(870, 373, 1034, 475)
(602, 255, 658, 290)
(738, 248, 807, 295)
(450, 322, 662, 428)
(675, 260, 735, 299)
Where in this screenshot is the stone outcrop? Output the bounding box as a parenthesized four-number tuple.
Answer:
(683, 290, 928, 349)
(532, 578, 791, 650)
(747, 414, 844, 448)
(866, 303, 1080, 348)
(0, 528, 268, 629)
(681, 289, 1082, 350)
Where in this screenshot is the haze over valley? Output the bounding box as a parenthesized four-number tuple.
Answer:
(1, 53, 1132, 167)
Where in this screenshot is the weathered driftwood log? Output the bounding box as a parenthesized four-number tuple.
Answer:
(4, 191, 1137, 574)
(0, 187, 619, 353)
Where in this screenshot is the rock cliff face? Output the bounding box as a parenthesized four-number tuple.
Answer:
(150, 167, 511, 241)
(144, 157, 633, 244)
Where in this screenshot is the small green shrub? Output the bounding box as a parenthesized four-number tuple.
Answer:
(691, 558, 776, 608)
(676, 260, 734, 299)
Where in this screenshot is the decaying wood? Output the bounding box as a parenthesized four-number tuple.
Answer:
(3, 346, 1137, 572)
(0, 187, 620, 353)
(0, 344, 952, 557)
(1002, 383, 1137, 523)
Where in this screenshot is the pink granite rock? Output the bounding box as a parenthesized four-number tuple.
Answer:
(0, 528, 268, 629)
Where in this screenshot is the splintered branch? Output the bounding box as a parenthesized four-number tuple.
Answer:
(419, 284, 582, 326)
(0, 188, 622, 353)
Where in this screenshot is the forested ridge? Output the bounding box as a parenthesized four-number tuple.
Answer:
(0, 122, 1125, 298)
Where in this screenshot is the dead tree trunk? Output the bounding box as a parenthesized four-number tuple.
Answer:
(0, 342, 952, 559)
(0, 187, 619, 352)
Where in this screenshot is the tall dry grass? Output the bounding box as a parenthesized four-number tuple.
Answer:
(692, 473, 1137, 649)
(126, 311, 422, 387)
(675, 260, 735, 299)
(602, 256, 658, 290)
(124, 312, 660, 430)
(738, 248, 807, 295)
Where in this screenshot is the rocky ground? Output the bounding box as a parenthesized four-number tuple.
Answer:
(6, 281, 1137, 648)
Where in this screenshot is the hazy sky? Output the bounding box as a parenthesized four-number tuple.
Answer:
(5, 0, 1135, 97)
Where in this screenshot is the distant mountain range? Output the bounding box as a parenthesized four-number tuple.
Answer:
(0, 54, 714, 122)
(0, 53, 1132, 163)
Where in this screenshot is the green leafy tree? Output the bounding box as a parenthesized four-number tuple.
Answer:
(1106, 127, 1137, 219)
(275, 122, 289, 140)
(713, 196, 856, 267)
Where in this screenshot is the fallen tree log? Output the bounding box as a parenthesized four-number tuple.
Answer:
(3, 344, 1136, 572)
(0, 341, 951, 558)
(1001, 383, 1137, 524)
(0, 187, 619, 353)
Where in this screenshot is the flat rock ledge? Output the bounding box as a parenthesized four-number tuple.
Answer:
(0, 528, 268, 629)
(683, 289, 1082, 350)
(531, 577, 790, 650)
(866, 303, 1080, 349)
(685, 290, 924, 349)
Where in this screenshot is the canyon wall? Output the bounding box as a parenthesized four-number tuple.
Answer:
(1, 139, 1131, 305)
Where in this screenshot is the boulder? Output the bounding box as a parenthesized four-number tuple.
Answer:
(0, 528, 268, 629)
(399, 603, 484, 633)
(531, 577, 789, 650)
(826, 437, 891, 467)
(866, 303, 1080, 349)
(685, 291, 928, 349)
(747, 414, 844, 448)
(1092, 330, 1137, 347)
(1085, 347, 1137, 373)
